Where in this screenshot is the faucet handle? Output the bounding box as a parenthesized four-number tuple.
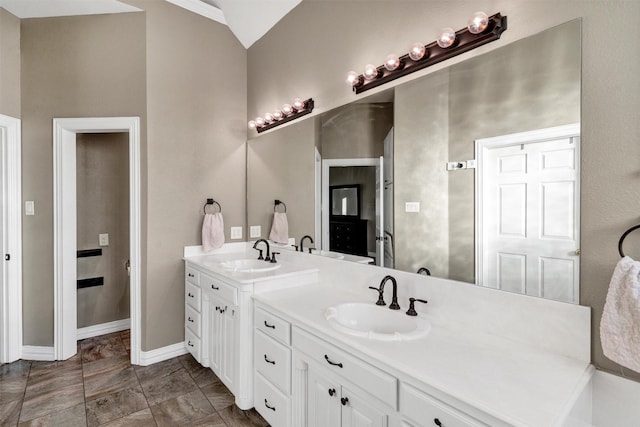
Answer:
(270, 252, 280, 263)
(291, 245, 299, 251)
(307, 247, 315, 254)
(256, 249, 264, 260)
(406, 297, 428, 316)
(368, 286, 386, 306)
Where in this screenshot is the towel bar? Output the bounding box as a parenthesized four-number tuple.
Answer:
(204, 198, 222, 214)
(274, 200, 287, 213)
(618, 224, 640, 257)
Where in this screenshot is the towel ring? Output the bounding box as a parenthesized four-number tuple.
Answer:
(204, 198, 222, 214)
(274, 200, 287, 213)
(618, 224, 640, 257)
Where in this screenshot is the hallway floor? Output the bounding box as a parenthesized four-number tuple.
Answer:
(0, 330, 269, 426)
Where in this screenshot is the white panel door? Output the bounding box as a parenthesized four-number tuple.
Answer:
(375, 156, 384, 266)
(478, 126, 580, 303)
(341, 385, 388, 427)
(307, 365, 341, 427)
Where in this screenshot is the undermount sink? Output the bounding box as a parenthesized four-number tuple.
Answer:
(325, 302, 430, 341)
(310, 250, 345, 260)
(218, 258, 282, 273)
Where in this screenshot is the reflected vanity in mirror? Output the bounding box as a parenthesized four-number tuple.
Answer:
(247, 19, 581, 304)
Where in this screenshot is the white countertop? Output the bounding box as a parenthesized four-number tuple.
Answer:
(253, 283, 592, 427)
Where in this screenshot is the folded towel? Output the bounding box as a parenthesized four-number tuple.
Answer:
(600, 256, 640, 373)
(269, 212, 289, 245)
(202, 212, 225, 252)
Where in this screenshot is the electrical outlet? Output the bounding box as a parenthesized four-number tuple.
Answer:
(230, 226, 242, 239)
(466, 159, 477, 169)
(99, 233, 109, 246)
(405, 202, 420, 213)
(250, 225, 261, 238)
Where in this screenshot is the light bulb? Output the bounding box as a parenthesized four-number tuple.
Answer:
(282, 104, 293, 115)
(467, 11, 489, 34)
(408, 42, 427, 61)
(273, 110, 284, 121)
(293, 98, 305, 111)
(437, 27, 456, 48)
(363, 64, 380, 80)
(255, 117, 265, 127)
(264, 113, 274, 123)
(248, 120, 256, 129)
(384, 54, 402, 71)
(346, 70, 362, 86)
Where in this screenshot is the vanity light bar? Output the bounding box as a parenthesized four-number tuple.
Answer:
(347, 12, 507, 94)
(248, 98, 315, 134)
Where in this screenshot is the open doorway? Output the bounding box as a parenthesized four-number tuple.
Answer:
(53, 117, 141, 364)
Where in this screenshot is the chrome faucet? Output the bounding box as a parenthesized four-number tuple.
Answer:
(252, 239, 271, 261)
(369, 275, 400, 310)
(300, 235, 314, 253)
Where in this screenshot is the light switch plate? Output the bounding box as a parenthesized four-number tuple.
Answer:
(230, 226, 242, 239)
(250, 226, 261, 238)
(25, 201, 35, 216)
(405, 202, 420, 213)
(99, 233, 109, 246)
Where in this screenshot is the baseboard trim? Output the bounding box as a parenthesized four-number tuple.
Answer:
(22, 345, 55, 361)
(138, 342, 188, 366)
(76, 318, 131, 340)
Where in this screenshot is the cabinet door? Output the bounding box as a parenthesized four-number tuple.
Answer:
(307, 365, 341, 427)
(208, 295, 222, 375)
(341, 385, 388, 427)
(219, 302, 236, 392)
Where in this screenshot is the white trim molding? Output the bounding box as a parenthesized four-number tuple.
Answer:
(76, 318, 131, 341)
(139, 342, 188, 367)
(53, 117, 142, 364)
(0, 114, 22, 364)
(21, 346, 55, 361)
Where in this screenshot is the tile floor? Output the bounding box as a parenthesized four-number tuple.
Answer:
(0, 330, 270, 426)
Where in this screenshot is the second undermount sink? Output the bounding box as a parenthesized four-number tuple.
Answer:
(218, 258, 282, 273)
(310, 250, 345, 260)
(325, 302, 430, 341)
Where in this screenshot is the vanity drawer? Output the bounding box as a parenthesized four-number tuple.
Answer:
(292, 326, 397, 408)
(185, 304, 201, 337)
(185, 328, 201, 362)
(185, 266, 199, 285)
(255, 372, 291, 427)
(401, 383, 487, 427)
(185, 281, 201, 311)
(255, 307, 291, 345)
(201, 273, 237, 305)
(255, 330, 291, 394)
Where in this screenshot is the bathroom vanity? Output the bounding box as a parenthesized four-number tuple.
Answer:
(185, 243, 594, 426)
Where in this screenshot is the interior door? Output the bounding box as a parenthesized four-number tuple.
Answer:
(375, 156, 384, 266)
(383, 129, 394, 268)
(478, 127, 580, 303)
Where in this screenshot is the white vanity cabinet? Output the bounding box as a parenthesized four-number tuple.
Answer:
(207, 289, 237, 391)
(184, 266, 202, 361)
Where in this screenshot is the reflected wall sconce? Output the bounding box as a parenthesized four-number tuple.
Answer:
(347, 12, 507, 94)
(248, 98, 315, 133)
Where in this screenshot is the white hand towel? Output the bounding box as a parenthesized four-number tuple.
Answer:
(202, 212, 225, 252)
(600, 256, 640, 373)
(269, 212, 289, 245)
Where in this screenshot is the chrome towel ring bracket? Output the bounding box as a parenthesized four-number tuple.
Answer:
(618, 224, 640, 257)
(204, 198, 222, 214)
(274, 200, 287, 213)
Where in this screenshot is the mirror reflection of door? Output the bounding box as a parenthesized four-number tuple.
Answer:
(476, 124, 580, 303)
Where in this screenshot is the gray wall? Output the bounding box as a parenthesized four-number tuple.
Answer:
(0, 8, 20, 118)
(76, 133, 130, 328)
(247, 119, 316, 243)
(248, 1, 640, 381)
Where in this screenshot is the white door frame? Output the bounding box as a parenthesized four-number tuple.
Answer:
(321, 158, 379, 254)
(0, 114, 22, 364)
(53, 117, 141, 363)
(475, 123, 580, 292)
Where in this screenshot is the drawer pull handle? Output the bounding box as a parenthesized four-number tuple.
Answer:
(433, 419, 442, 427)
(264, 399, 276, 411)
(264, 321, 276, 329)
(264, 355, 276, 365)
(341, 397, 349, 406)
(188, 273, 194, 277)
(188, 293, 194, 298)
(187, 341, 194, 347)
(188, 317, 194, 322)
(324, 354, 343, 368)
(211, 284, 219, 290)
(328, 388, 336, 397)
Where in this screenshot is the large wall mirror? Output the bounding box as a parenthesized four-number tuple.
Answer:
(247, 19, 581, 304)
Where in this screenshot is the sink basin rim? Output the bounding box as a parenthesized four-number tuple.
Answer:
(218, 258, 282, 273)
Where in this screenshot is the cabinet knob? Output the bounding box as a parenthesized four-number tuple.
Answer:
(433, 419, 442, 426)
(328, 388, 336, 397)
(264, 399, 276, 411)
(340, 397, 349, 406)
(188, 273, 194, 277)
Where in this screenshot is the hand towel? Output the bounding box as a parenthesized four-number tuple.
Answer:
(269, 212, 289, 245)
(202, 212, 225, 252)
(600, 256, 640, 373)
